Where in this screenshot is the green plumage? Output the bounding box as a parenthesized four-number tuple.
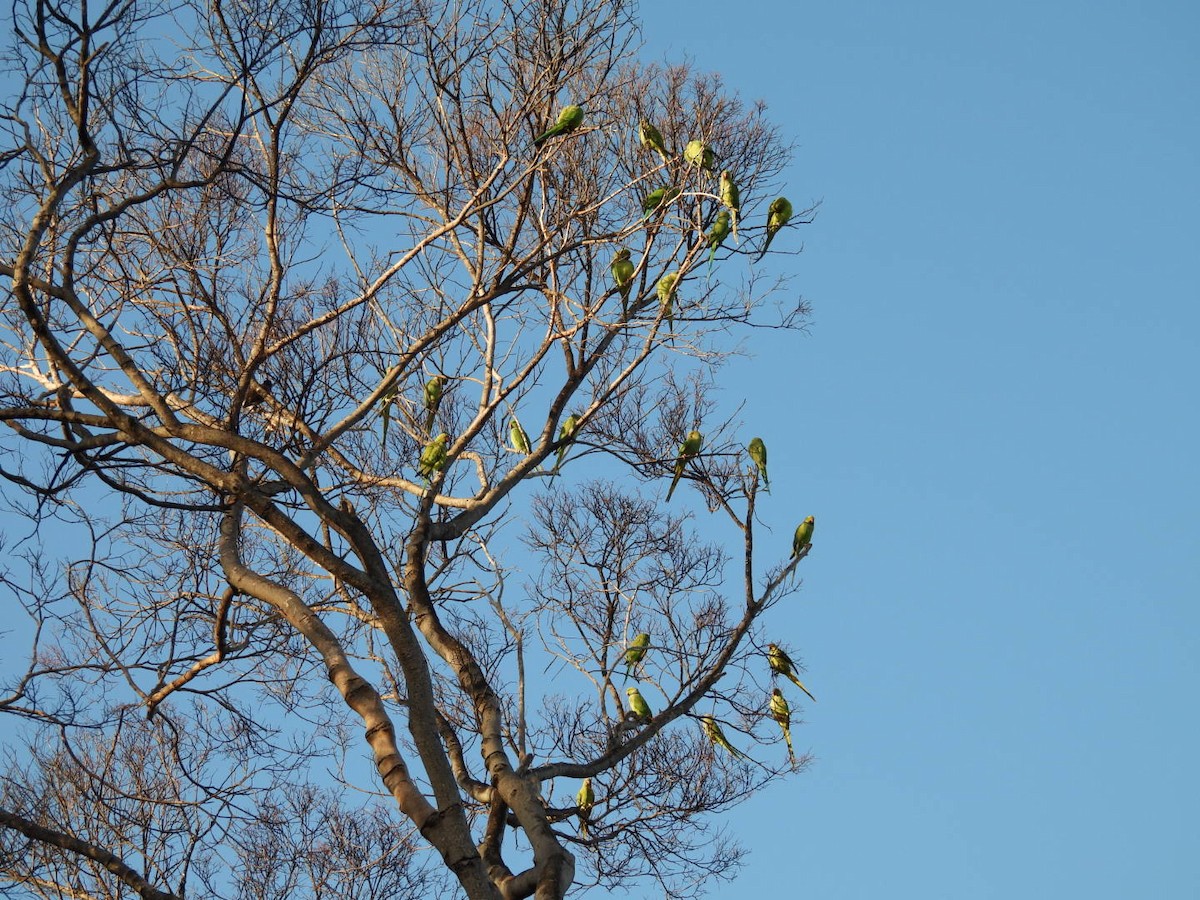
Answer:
(577, 778, 595, 838)
(758, 196, 794, 260)
(379, 384, 399, 444)
(424, 374, 446, 433)
(791, 515, 815, 557)
(706, 210, 732, 275)
(638, 119, 669, 164)
(719, 169, 741, 242)
(642, 186, 680, 221)
(656, 271, 679, 328)
(555, 413, 579, 471)
(665, 429, 702, 502)
(767, 643, 817, 703)
(624, 632, 651, 677)
(611, 248, 635, 309)
(770, 688, 794, 762)
(747, 436, 769, 492)
(626, 686, 652, 721)
(701, 715, 750, 760)
(509, 416, 531, 455)
(533, 104, 584, 146)
(418, 432, 450, 479)
(683, 139, 715, 172)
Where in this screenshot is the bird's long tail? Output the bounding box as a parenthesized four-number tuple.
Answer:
(790, 673, 817, 703)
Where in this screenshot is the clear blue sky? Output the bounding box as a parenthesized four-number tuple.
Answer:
(635, 1, 1199, 897)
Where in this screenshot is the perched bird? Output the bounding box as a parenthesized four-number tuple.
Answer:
(747, 437, 769, 493)
(424, 375, 447, 434)
(638, 119, 669, 164)
(509, 416, 531, 455)
(610, 248, 635, 310)
(642, 185, 680, 221)
(418, 432, 450, 479)
(706, 209, 732, 277)
(555, 413, 579, 471)
(770, 688, 795, 762)
(701, 715, 750, 760)
(758, 196, 794, 260)
(656, 271, 679, 328)
(719, 169, 741, 242)
(533, 104, 584, 146)
(623, 632, 651, 677)
(625, 686, 652, 722)
(767, 643, 817, 703)
(379, 384, 399, 443)
(683, 139, 715, 172)
(665, 429, 702, 502)
(576, 777, 595, 838)
(791, 515, 815, 557)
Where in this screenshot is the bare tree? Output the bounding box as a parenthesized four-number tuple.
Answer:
(0, 0, 819, 897)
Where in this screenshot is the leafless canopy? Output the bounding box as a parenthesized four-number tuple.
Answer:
(0, 0, 819, 897)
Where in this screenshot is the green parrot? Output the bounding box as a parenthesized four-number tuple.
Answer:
(379, 384, 399, 444)
(747, 436, 769, 493)
(424, 374, 446, 434)
(509, 416, 531, 455)
(719, 169, 741, 243)
(418, 432, 450, 479)
(611, 248, 635, 310)
(642, 186, 680, 221)
(555, 413, 579, 471)
(665, 429, 702, 502)
(576, 777, 595, 838)
(623, 632, 651, 677)
(791, 515, 815, 557)
(533, 104, 584, 146)
(758, 196, 794, 260)
(770, 688, 795, 762)
(638, 119, 669, 164)
(683, 139, 715, 172)
(625, 686, 652, 722)
(701, 715, 750, 760)
(706, 209, 732, 277)
(656, 271, 679, 328)
(767, 642, 817, 703)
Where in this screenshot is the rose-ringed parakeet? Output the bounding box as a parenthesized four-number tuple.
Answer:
(683, 139, 715, 172)
(611, 248, 635, 310)
(719, 169, 741, 243)
(747, 436, 769, 493)
(656, 271, 679, 329)
(665, 429, 702, 502)
(706, 209, 731, 278)
(625, 686, 652, 722)
(642, 186, 680, 221)
(424, 375, 447, 434)
(533, 104, 584, 146)
(758, 196, 794, 260)
(555, 413, 579, 471)
(767, 643, 817, 703)
(624, 632, 650, 677)
(792, 515, 815, 557)
(576, 778, 595, 838)
(379, 383, 399, 444)
(770, 688, 794, 762)
(509, 416, 531, 455)
(639, 119, 669, 164)
(418, 432, 450, 479)
(701, 715, 750, 761)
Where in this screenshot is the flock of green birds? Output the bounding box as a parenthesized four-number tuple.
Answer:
(401, 105, 812, 839)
